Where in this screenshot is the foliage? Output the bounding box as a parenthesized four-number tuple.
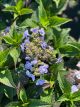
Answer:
(0, 0, 80, 107)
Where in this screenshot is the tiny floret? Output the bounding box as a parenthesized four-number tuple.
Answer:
(36, 79, 45, 85)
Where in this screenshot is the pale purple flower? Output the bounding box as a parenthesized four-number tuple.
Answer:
(24, 38, 30, 44)
(39, 35, 44, 41)
(5, 27, 10, 33)
(71, 85, 79, 93)
(41, 42, 47, 49)
(26, 70, 35, 81)
(25, 61, 32, 71)
(74, 71, 80, 79)
(56, 56, 63, 63)
(36, 79, 45, 85)
(39, 64, 49, 74)
(25, 56, 31, 60)
(49, 46, 54, 51)
(31, 59, 38, 65)
(39, 28, 45, 36)
(20, 43, 25, 52)
(23, 30, 30, 39)
(31, 27, 39, 34)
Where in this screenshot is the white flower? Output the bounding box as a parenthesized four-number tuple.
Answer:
(71, 85, 79, 93)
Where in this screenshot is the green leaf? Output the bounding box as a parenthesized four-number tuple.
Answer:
(0, 70, 15, 88)
(46, 27, 54, 42)
(57, 71, 71, 93)
(38, 0, 49, 27)
(71, 91, 80, 102)
(10, 27, 22, 44)
(9, 47, 20, 67)
(58, 95, 69, 102)
(60, 43, 80, 57)
(52, 28, 70, 48)
(0, 49, 9, 67)
(5, 101, 28, 107)
(53, 0, 60, 8)
(3, 5, 16, 13)
(16, 0, 23, 11)
(19, 88, 27, 103)
(57, 72, 65, 93)
(3, 35, 16, 45)
(49, 16, 71, 27)
(57, 0, 68, 13)
(5, 101, 22, 107)
(20, 8, 33, 15)
(20, 18, 38, 28)
(41, 89, 53, 105)
(4, 86, 16, 99)
(29, 99, 50, 107)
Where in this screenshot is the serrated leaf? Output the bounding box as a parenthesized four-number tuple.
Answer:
(29, 99, 50, 107)
(19, 88, 27, 103)
(3, 35, 16, 45)
(71, 91, 80, 102)
(20, 18, 37, 28)
(9, 47, 20, 67)
(0, 70, 15, 88)
(52, 28, 70, 48)
(41, 89, 53, 105)
(10, 28, 23, 44)
(57, 71, 71, 93)
(0, 49, 9, 67)
(38, 0, 49, 27)
(57, 72, 64, 93)
(60, 43, 80, 57)
(58, 95, 69, 102)
(49, 16, 71, 27)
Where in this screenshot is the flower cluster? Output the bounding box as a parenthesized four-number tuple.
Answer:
(20, 27, 55, 85)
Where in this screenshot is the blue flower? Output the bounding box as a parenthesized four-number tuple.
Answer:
(56, 56, 62, 63)
(39, 64, 49, 74)
(31, 59, 38, 65)
(20, 38, 30, 52)
(36, 79, 45, 85)
(24, 38, 30, 44)
(20, 43, 25, 52)
(71, 85, 79, 93)
(5, 27, 10, 33)
(25, 61, 32, 71)
(39, 28, 45, 36)
(41, 42, 47, 49)
(26, 70, 35, 81)
(31, 27, 39, 34)
(23, 30, 30, 39)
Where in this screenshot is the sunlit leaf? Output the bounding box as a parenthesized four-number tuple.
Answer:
(49, 16, 71, 27)
(38, 0, 49, 27)
(9, 47, 20, 67)
(20, 8, 33, 15)
(0, 49, 9, 67)
(19, 88, 27, 103)
(0, 70, 15, 88)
